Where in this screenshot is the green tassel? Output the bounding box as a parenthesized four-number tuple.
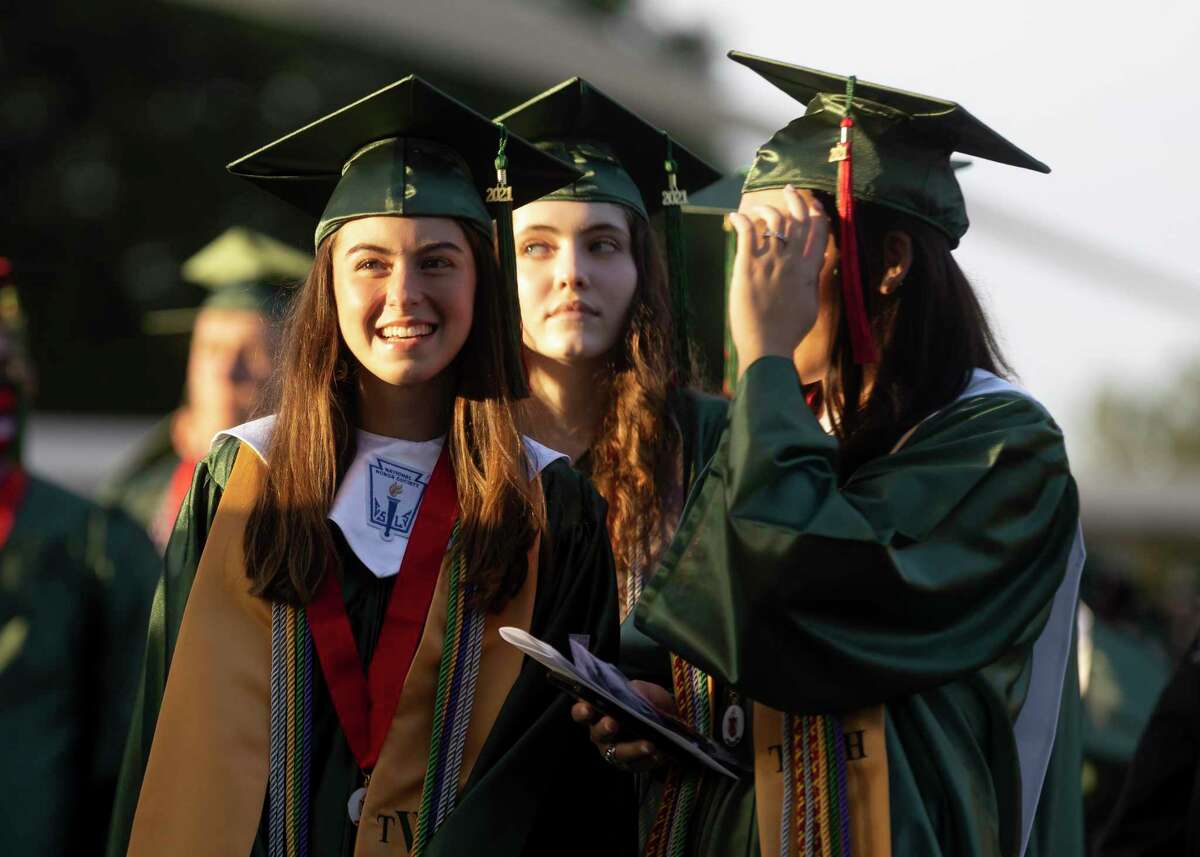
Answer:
(662, 138, 690, 383)
(487, 126, 530, 399)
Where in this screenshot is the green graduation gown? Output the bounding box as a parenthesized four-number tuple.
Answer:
(97, 416, 181, 541)
(107, 436, 634, 857)
(636, 356, 1086, 857)
(0, 473, 160, 856)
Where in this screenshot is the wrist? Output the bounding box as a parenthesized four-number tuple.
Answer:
(734, 340, 795, 381)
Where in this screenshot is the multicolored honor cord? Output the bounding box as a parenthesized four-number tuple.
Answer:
(781, 713, 852, 857)
(266, 520, 485, 856)
(268, 603, 314, 857)
(410, 525, 486, 855)
(643, 654, 714, 857)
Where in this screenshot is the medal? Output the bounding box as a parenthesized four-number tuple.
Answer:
(722, 690, 746, 747)
(347, 784, 367, 825)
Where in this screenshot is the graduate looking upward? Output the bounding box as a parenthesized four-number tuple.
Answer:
(108, 76, 633, 857)
(580, 54, 1087, 857)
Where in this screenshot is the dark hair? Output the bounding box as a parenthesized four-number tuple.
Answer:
(244, 220, 543, 612)
(814, 192, 1011, 476)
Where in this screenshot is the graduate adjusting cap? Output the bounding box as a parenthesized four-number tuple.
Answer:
(730, 51, 1049, 363)
(496, 78, 722, 375)
(228, 75, 584, 397)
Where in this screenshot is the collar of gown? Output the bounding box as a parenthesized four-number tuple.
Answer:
(216, 415, 567, 578)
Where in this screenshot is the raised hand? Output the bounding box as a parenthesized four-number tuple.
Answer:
(727, 185, 830, 378)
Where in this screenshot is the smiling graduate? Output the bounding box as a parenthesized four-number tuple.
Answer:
(106, 76, 634, 857)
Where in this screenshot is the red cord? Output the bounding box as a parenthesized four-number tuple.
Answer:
(836, 116, 878, 364)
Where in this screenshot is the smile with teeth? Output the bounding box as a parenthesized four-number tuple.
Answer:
(379, 323, 436, 340)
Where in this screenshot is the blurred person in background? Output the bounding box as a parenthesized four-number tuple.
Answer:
(1096, 625, 1200, 856)
(1074, 567, 1173, 849)
(0, 258, 160, 855)
(99, 227, 310, 549)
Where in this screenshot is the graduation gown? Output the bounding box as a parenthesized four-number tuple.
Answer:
(98, 416, 181, 541)
(0, 473, 160, 856)
(107, 435, 633, 857)
(1096, 631, 1200, 857)
(636, 356, 1086, 857)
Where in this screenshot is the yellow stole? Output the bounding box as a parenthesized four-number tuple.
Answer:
(127, 444, 538, 856)
(752, 705, 891, 857)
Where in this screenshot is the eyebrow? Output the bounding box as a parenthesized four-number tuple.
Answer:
(517, 222, 629, 236)
(343, 242, 395, 257)
(342, 240, 465, 257)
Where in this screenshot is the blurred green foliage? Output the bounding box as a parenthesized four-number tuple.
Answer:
(1094, 360, 1200, 477)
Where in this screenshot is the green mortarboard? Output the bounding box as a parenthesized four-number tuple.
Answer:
(496, 78, 722, 375)
(731, 51, 1049, 363)
(731, 51, 1049, 246)
(227, 75, 584, 397)
(227, 76, 582, 248)
(143, 228, 312, 335)
(496, 78, 721, 219)
(183, 226, 312, 303)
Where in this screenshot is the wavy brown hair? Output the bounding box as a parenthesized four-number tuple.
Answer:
(583, 214, 681, 611)
(244, 220, 543, 612)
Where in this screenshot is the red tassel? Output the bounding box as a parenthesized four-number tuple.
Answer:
(834, 115, 878, 364)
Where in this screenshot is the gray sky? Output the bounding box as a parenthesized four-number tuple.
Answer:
(639, 0, 1200, 477)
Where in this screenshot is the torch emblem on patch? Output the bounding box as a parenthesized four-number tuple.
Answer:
(367, 457, 428, 541)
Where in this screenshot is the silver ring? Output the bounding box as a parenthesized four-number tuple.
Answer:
(604, 744, 619, 765)
(762, 230, 788, 243)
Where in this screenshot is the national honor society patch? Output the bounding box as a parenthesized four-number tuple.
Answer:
(367, 457, 428, 541)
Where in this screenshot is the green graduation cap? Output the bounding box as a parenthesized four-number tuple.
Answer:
(227, 75, 584, 397)
(143, 228, 312, 335)
(496, 78, 723, 374)
(730, 51, 1049, 362)
(731, 51, 1048, 243)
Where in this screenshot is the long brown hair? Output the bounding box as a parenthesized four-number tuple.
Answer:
(244, 220, 542, 612)
(584, 214, 681, 609)
(814, 193, 1012, 476)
